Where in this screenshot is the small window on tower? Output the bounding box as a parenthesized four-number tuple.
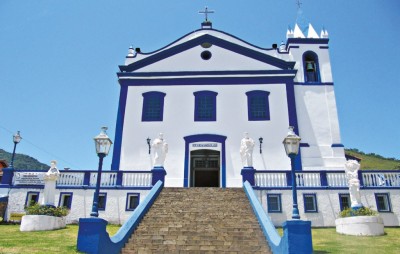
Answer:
(193, 91, 218, 121)
(303, 51, 320, 82)
(246, 90, 270, 121)
(142, 91, 166, 122)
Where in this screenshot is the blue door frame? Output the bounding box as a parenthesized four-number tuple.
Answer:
(183, 134, 227, 188)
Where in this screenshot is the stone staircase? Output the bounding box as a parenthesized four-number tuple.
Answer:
(121, 188, 271, 253)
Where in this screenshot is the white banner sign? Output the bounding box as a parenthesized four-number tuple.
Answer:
(13, 172, 45, 185)
(192, 143, 218, 148)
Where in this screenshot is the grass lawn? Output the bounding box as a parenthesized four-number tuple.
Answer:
(0, 225, 399, 253)
(0, 224, 120, 254)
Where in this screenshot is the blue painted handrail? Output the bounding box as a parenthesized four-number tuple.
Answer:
(243, 181, 313, 254)
(243, 181, 281, 253)
(77, 180, 164, 254)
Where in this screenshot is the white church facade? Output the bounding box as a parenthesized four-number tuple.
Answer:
(1, 20, 400, 228)
(112, 21, 345, 188)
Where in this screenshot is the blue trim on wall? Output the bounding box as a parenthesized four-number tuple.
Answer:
(285, 80, 302, 170)
(125, 193, 140, 211)
(119, 34, 296, 72)
(183, 134, 227, 188)
(331, 144, 344, 148)
(111, 85, 128, 171)
(294, 82, 334, 86)
(141, 91, 166, 122)
(58, 192, 73, 209)
(245, 90, 271, 121)
(193, 91, 218, 122)
(119, 76, 295, 87)
(287, 38, 329, 45)
(300, 143, 310, 147)
(118, 69, 297, 77)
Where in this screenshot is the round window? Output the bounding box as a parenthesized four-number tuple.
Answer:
(201, 51, 212, 60)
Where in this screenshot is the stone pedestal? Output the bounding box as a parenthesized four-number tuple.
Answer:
(151, 167, 167, 185)
(20, 215, 66, 231)
(241, 167, 256, 186)
(335, 216, 384, 236)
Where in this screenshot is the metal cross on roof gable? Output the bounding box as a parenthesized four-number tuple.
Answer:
(199, 6, 215, 22)
(296, 0, 303, 9)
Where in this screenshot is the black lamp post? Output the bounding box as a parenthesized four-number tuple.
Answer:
(147, 137, 151, 154)
(90, 127, 113, 217)
(10, 131, 22, 169)
(283, 126, 301, 219)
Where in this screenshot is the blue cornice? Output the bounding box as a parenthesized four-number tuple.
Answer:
(118, 69, 297, 78)
(119, 34, 296, 72)
(294, 82, 334, 86)
(286, 38, 329, 45)
(119, 76, 295, 87)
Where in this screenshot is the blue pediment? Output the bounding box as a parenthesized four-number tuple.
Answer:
(119, 34, 296, 73)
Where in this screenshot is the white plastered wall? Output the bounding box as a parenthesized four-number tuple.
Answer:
(120, 83, 292, 187)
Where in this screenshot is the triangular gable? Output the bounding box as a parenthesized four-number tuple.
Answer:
(119, 34, 295, 73)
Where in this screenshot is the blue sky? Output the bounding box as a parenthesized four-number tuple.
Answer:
(0, 0, 399, 170)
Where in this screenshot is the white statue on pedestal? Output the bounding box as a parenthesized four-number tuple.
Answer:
(41, 160, 60, 206)
(240, 132, 255, 167)
(345, 160, 362, 208)
(152, 133, 168, 167)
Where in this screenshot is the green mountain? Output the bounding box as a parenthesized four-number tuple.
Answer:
(0, 149, 49, 170)
(345, 149, 400, 170)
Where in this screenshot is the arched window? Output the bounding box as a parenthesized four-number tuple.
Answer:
(303, 51, 320, 82)
(193, 91, 218, 121)
(141, 91, 166, 121)
(245, 90, 271, 121)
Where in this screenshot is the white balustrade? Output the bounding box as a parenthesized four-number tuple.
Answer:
(255, 173, 287, 187)
(90, 172, 118, 187)
(327, 173, 348, 187)
(122, 173, 152, 187)
(362, 172, 400, 187)
(295, 172, 321, 187)
(57, 172, 85, 186)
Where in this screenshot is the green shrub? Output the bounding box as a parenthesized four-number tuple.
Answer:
(24, 202, 69, 217)
(339, 207, 378, 218)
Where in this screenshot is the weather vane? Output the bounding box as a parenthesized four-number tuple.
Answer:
(198, 6, 215, 22)
(296, 0, 303, 9)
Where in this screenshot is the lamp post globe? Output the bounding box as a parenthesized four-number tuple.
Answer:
(90, 127, 113, 217)
(282, 126, 301, 219)
(10, 131, 22, 169)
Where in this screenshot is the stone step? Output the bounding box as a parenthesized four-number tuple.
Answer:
(121, 187, 271, 253)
